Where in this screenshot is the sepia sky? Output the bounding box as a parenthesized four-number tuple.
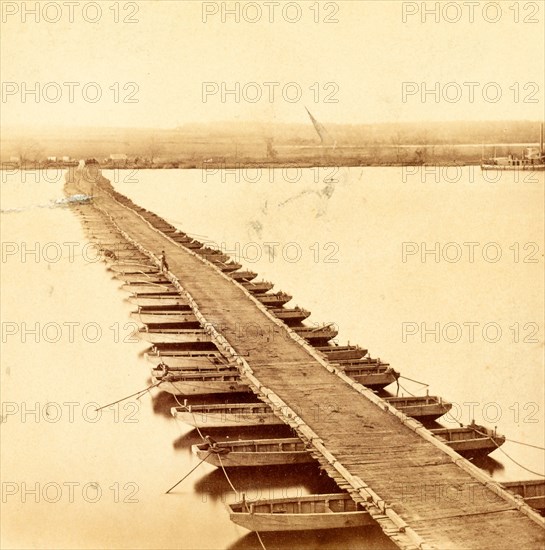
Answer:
(1, 0, 544, 128)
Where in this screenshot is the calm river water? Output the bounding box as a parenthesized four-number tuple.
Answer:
(1, 166, 543, 549)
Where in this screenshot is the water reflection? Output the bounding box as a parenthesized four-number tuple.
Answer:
(227, 526, 398, 550)
(151, 390, 263, 418)
(193, 463, 337, 502)
(467, 454, 505, 476)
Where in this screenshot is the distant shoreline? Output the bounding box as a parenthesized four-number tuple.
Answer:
(0, 160, 480, 171)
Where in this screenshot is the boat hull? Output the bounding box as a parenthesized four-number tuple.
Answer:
(139, 330, 211, 344)
(132, 312, 198, 325)
(396, 405, 450, 421)
(146, 353, 227, 368)
(271, 308, 311, 324)
(481, 163, 545, 171)
(385, 397, 452, 421)
(293, 328, 338, 343)
(347, 372, 398, 389)
(129, 297, 189, 307)
(192, 438, 314, 467)
(231, 271, 258, 281)
(502, 480, 545, 512)
(430, 426, 506, 457)
(242, 282, 274, 293)
(318, 347, 368, 361)
(153, 375, 248, 395)
(172, 406, 282, 428)
(109, 264, 157, 275)
(220, 263, 242, 272)
(446, 438, 503, 457)
(116, 274, 169, 284)
(121, 284, 176, 294)
(258, 294, 292, 306)
(228, 494, 372, 532)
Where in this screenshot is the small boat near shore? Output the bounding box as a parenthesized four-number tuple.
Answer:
(384, 395, 452, 421)
(481, 123, 544, 171)
(193, 438, 314, 467)
(171, 403, 283, 428)
(228, 493, 372, 532)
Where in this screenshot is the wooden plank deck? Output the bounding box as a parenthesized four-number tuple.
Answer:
(69, 173, 545, 550)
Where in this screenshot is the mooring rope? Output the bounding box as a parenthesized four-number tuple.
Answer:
(217, 453, 238, 496)
(470, 426, 545, 478)
(165, 452, 213, 494)
(172, 393, 209, 443)
(501, 438, 545, 451)
(216, 453, 268, 550)
(396, 382, 417, 397)
(94, 381, 162, 412)
(398, 375, 429, 387)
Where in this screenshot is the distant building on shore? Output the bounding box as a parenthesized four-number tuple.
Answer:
(109, 153, 128, 166)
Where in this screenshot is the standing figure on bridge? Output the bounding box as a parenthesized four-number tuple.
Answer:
(159, 250, 169, 272)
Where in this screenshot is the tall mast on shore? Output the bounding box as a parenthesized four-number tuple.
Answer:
(305, 107, 336, 147)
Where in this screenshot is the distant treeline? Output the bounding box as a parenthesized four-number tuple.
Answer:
(2, 120, 542, 165)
